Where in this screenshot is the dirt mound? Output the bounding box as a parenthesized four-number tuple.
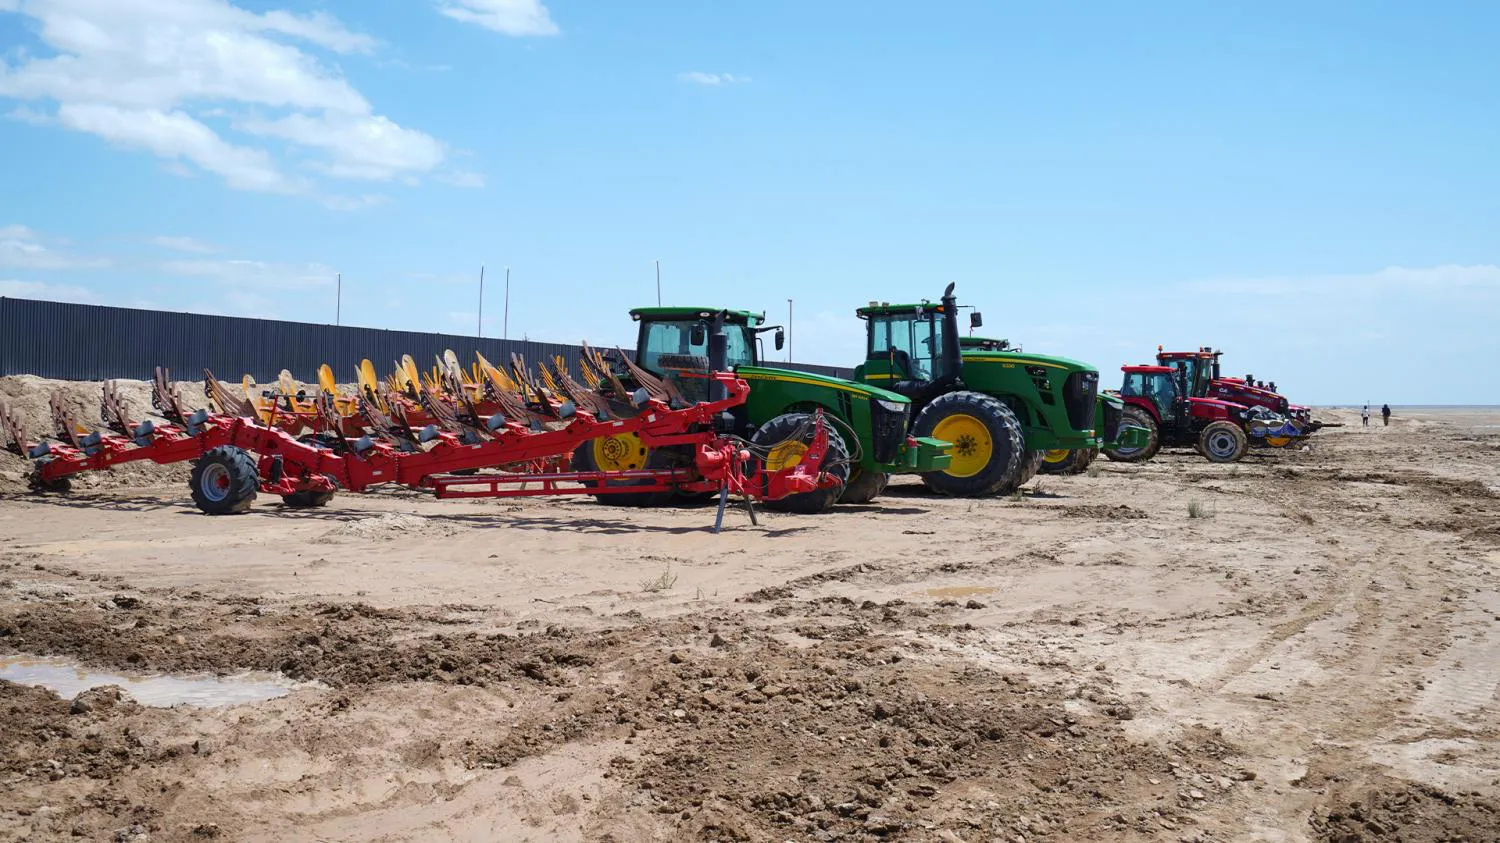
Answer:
(1309, 780, 1500, 841)
(621, 635, 1243, 840)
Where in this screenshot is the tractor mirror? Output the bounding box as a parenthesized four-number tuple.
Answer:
(689, 322, 707, 346)
(970, 312, 984, 329)
(774, 328, 785, 351)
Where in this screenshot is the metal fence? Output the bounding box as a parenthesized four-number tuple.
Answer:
(0, 297, 853, 383)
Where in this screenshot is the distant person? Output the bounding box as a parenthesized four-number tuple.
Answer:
(1382, 403, 1391, 426)
(1362, 405, 1370, 427)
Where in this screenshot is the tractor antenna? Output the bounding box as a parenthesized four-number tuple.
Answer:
(477, 265, 485, 337)
(655, 259, 662, 306)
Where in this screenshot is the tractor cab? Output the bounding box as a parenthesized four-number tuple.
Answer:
(854, 282, 965, 411)
(628, 307, 783, 375)
(1120, 365, 1187, 426)
(1155, 347, 1220, 399)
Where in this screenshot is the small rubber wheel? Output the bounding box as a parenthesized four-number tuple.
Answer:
(281, 474, 338, 509)
(28, 456, 72, 494)
(189, 446, 259, 514)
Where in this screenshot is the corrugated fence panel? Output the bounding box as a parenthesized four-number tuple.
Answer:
(0, 298, 853, 383)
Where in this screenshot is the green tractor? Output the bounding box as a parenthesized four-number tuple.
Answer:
(956, 336, 1134, 476)
(571, 307, 951, 513)
(852, 284, 1106, 496)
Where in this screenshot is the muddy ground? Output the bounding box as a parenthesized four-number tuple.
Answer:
(1, 398, 1498, 842)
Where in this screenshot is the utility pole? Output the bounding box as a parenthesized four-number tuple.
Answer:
(335, 273, 341, 326)
(787, 298, 793, 362)
(655, 259, 662, 306)
(503, 266, 510, 340)
(477, 265, 485, 337)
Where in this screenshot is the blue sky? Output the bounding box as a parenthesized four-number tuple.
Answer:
(1, 0, 1496, 404)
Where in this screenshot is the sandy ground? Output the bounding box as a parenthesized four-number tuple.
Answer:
(1, 394, 1498, 842)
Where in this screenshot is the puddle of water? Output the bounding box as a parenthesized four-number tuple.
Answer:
(0, 655, 316, 708)
(924, 586, 997, 598)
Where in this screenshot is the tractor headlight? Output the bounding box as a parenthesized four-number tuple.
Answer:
(874, 399, 907, 414)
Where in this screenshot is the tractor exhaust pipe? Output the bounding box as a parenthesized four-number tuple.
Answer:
(940, 282, 962, 383)
(708, 310, 729, 402)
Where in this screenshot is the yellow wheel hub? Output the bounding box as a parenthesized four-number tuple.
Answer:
(593, 432, 648, 471)
(765, 440, 809, 471)
(1043, 449, 1071, 464)
(932, 413, 993, 478)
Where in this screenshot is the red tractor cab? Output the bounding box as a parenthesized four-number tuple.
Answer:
(1106, 364, 1254, 463)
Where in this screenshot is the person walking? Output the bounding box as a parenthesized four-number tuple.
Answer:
(1362, 405, 1370, 427)
(1382, 403, 1391, 426)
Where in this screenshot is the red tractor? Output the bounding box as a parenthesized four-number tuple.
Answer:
(1103, 358, 1321, 464)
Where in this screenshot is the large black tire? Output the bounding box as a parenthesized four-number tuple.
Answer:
(1197, 421, 1249, 463)
(189, 446, 259, 515)
(752, 412, 851, 514)
(1103, 406, 1160, 463)
(912, 391, 1025, 497)
(839, 466, 889, 504)
(1038, 448, 1097, 475)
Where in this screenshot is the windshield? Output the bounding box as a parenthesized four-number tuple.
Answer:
(1123, 371, 1179, 419)
(636, 319, 756, 373)
(868, 311, 948, 382)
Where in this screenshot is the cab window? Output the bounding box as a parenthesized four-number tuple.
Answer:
(638, 320, 755, 372)
(868, 312, 947, 382)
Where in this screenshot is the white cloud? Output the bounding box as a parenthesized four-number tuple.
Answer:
(151, 235, 218, 254)
(236, 112, 444, 181)
(436, 0, 558, 36)
(0, 280, 98, 303)
(0, 0, 445, 197)
(59, 103, 299, 193)
(678, 71, 751, 86)
(0, 224, 109, 269)
(160, 258, 337, 289)
(437, 169, 486, 188)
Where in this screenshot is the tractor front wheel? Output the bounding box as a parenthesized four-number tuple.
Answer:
(1103, 407, 1160, 462)
(189, 446, 259, 514)
(1038, 448, 1097, 475)
(912, 391, 1025, 496)
(752, 412, 851, 514)
(1198, 421, 1249, 463)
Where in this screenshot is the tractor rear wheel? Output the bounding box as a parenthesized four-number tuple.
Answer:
(570, 432, 676, 507)
(189, 446, 259, 515)
(912, 391, 1025, 496)
(1038, 448, 1096, 475)
(752, 412, 851, 514)
(1103, 407, 1160, 462)
(1197, 421, 1249, 463)
(839, 467, 889, 504)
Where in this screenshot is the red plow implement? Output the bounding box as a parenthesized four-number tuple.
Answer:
(1, 360, 835, 533)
